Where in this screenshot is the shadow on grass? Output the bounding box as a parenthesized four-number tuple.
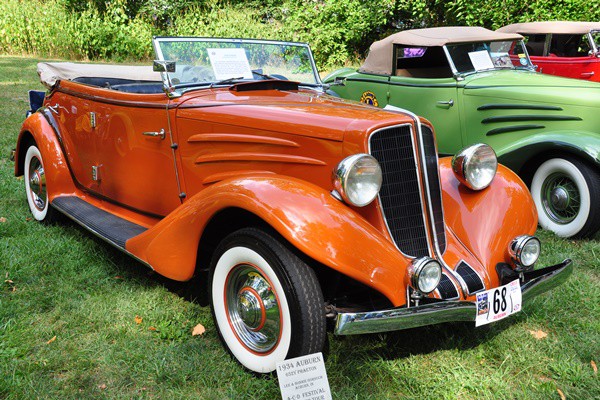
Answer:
(57, 216, 525, 368)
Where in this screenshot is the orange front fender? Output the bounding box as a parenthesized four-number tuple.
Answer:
(440, 157, 538, 270)
(126, 176, 411, 306)
(15, 111, 77, 199)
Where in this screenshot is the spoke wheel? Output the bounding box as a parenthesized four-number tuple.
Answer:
(210, 228, 326, 374)
(531, 157, 600, 238)
(541, 172, 580, 224)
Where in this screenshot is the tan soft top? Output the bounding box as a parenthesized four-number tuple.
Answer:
(37, 62, 161, 88)
(360, 27, 523, 75)
(498, 21, 600, 35)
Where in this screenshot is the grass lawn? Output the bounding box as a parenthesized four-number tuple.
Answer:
(0, 55, 598, 399)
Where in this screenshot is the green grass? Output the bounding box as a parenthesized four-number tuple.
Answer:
(0, 55, 599, 399)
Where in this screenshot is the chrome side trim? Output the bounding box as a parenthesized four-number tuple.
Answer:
(334, 259, 572, 335)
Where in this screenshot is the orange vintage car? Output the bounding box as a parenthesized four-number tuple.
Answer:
(15, 37, 571, 374)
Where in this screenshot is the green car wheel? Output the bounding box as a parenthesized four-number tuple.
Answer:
(530, 157, 600, 238)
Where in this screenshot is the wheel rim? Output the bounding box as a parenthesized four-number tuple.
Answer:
(28, 155, 47, 212)
(541, 172, 580, 224)
(224, 263, 281, 354)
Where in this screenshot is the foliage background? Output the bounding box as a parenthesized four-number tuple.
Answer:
(1, 0, 600, 68)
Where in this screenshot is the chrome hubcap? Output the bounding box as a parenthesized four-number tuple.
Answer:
(541, 173, 580, 224)
(28, 156, 47, 211)
(225, 264, 281, 353)
(550, 187, 569, 211)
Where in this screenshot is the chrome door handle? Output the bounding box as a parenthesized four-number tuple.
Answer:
(581, 71, 595, 77)
(142, 129, 165, 140)
(47, 104, 59, 114)
(436, 99, 454, 107)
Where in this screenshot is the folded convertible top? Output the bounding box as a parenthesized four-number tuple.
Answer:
(37, 62, 161, 88)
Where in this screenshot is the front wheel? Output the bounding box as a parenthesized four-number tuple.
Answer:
(530, 157, 600, 238)
(209, 228, 326, 373)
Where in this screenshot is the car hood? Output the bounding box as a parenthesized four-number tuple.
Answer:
(463, 71, 600, 107)
(174, 88, 406, 141)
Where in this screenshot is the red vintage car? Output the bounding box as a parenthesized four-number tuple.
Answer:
(15, 37, 571, 374)
(498, 21, 600, 81)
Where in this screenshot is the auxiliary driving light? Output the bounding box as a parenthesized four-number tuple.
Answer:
(408, 257, 442, 294)
(508, 235, 541, 268)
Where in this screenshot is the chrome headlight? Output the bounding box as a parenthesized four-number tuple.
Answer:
(508, 235, 541, 268)
(333, 154, 382, 207)
(452, 143, 497, 190)
(408, 257, 442, 294)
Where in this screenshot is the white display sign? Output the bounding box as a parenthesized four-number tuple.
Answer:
(475, 279, 522, 327)
(468, 50, 495, 71)
(277, 352, 332, 400)
(207, 48, 253, 80)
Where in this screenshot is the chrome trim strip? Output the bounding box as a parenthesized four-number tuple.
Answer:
(415, 122, 447, 256)
(454, 260, 486, 295)
(436, 273, 460, 301)
(367, 122, 431, 258)
(334, 259, 572, 335)
(51, 198, 154, 271)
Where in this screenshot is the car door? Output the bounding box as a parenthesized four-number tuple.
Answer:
(387, 77, 462, 156)
(93, 96, 182, 217)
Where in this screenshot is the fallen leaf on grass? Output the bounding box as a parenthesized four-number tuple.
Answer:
(134, 316, 142, 324)
(98, 383, 107, 390)
(25, 217, 32, 222)
(192, 324, 206, 336)
(0, 217, 6, 223)
(46, 336, 56, 345)
(557, 388, 566, 400)
(529, 329, 548, 340)
(592, 360, 597, 374)
(5, 280, 13, 284)
(148, 326, 156, 331)
(113, 276, 123, 280)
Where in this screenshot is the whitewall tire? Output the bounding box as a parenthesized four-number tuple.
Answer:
(209, 228, 326, 374)
(24, 145, 56, 222)
(530, 157, 600, 238)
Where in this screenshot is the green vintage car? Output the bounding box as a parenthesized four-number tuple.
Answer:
(325, 26, 600, 239)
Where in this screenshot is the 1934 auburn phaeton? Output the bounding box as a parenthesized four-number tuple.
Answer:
(15, 37, 571, 374)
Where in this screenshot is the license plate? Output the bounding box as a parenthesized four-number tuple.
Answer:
(475, 279, 522, 327)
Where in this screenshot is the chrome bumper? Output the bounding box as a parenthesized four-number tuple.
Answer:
(334, 259, 572, 335)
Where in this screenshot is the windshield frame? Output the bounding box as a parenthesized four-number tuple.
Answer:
(442, 39, 535, 78)
(152, 37, 323, 96)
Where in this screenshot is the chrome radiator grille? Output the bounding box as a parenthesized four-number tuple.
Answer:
(369, 124, 446, 257)
(369, 125, 429, 257)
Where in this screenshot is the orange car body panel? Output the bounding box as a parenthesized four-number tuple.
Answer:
(16, 78, 538, 307)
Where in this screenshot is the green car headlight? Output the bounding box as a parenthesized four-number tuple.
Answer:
(452, 143, 497, 190)
(333, 154, 382, 207)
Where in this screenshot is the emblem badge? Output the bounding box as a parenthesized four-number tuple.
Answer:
(360, 91, 378, 107)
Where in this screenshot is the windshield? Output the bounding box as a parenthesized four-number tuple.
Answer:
(445, 40, 533, 75)
(153, 38, 321, 89)
(591, 31, 600, 52)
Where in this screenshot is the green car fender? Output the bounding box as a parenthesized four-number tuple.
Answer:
(492, 130, 600, 179)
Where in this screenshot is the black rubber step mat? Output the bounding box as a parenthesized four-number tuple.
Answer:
(52, 196, 147, 248)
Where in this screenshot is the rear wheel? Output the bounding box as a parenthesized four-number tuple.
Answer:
(209, 228, 326, 373)
(530, 157, 600, 238)
(24, 144, 57, 222)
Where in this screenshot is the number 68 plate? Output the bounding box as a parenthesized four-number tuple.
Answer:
(475, 279, 522, 327)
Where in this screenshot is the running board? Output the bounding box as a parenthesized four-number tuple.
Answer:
(52, 196, 147, 249)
